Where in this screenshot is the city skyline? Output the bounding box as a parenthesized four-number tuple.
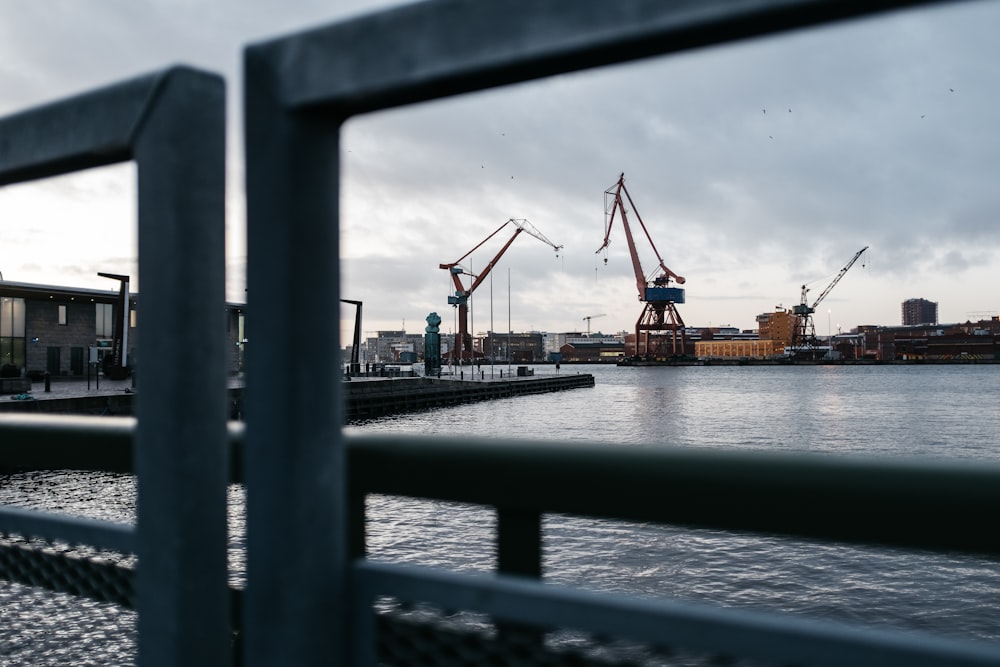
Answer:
(1, 1, 998, 341)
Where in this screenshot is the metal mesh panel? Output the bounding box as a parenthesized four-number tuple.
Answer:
(0, 536, 134, 607)
(374, 601, 773, 667)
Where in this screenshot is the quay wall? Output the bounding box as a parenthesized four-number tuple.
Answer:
(342, 373, 594, 422)
(0, 373, 595, 421)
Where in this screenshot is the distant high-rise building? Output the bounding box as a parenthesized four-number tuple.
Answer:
(901, 298, 938, 326)
(757, 309, 795, 344)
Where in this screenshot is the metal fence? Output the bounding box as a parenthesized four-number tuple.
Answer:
(0, 67, 229, 666)
(3, 0, 1000, 666)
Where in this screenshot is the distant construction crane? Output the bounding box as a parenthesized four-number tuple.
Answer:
(596, 173, 686, 358)
(441, 218, 561, 363)
(583, 313, 606, 335)
(792, 246, 868, 353)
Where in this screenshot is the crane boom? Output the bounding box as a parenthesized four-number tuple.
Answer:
(811, 246, 868, 310)
(791, 246, 868, 353)
(597, 173, 685, 299)
(441, 218, 561, 363)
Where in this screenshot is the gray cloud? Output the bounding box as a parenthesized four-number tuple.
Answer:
(2, 0, 999, 333)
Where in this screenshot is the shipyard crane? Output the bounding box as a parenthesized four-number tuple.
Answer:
(441, 218, 561, 363)
(583, 313, 606, 335)
(596, 173, 687, 358)
(792, 246, 868, 352)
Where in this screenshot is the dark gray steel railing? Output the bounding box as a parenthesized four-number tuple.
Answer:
(2, 419, 1000, 665)
(2, 1, 996, 665)
(241, 1, 985, 664)
(0, 66, 229, 666)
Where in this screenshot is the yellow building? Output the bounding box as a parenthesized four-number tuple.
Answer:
(756, 309, 796, 345)
(695, 339, 785, 359)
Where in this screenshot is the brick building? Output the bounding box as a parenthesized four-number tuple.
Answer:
(1, 279, 244, 378)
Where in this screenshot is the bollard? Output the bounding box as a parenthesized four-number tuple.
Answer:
(44, 371, 51, 393)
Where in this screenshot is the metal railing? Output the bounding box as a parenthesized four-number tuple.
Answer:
(2, 418, 1000, 665)
(0, 66, 229, 666)
(3, 0, 999, 665)
(241, 2, 991, 664)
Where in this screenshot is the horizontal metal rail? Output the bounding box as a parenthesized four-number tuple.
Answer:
(348, 434, 1000, 557)
(5, 416, 1000, 664)
(0, 505, 135, 553)
(355, 560, 1000, 667)
(5, 416, 1000, 556)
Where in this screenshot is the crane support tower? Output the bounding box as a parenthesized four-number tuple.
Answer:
(792, 245, 868, 353)
(596, 173, 687, 358)
(441, 218, 561, 364)
(583, 313, 606, 335)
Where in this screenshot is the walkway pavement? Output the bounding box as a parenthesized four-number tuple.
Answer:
(5, 373, 246, 402)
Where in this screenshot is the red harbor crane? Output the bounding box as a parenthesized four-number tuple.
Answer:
(791, 245, 868, 353)
(596, 173, 687, 358)
(441, 218, 561, 363)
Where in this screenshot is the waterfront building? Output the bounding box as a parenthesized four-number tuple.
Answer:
(362, 330, 425, 364)
(0, 278, 244, 378)
(695, 338, 784, 359)
(480, 331, 545, 362)
(558, 338, 625, 362)
(901, 298, 938, 326)
(857, 318, 1000, 360)
(756, 308, 796, 345)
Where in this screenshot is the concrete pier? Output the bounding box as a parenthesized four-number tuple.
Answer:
(0, 372, 595, 421)
(343, 373, 595, 422)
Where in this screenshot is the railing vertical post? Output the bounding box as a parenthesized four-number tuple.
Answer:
(243, 52, 347, 665)
(497, 508, 543, 643)
(132, 68, 229, 667)
(497, 509, 542, 578)
(0, 65, 230, 666)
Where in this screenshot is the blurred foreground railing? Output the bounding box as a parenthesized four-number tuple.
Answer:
(0, 63, 228, 666)
(2, 0, 996, 665)
(3, 415, 1000, 665)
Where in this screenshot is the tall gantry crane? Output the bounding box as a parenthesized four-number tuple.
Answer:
(596, 173, 687, 358)
(792, 245, 868, 351)
(441, 218, 561, 363)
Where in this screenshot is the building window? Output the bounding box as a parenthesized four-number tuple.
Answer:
(96, 303, 115, 338)
(1, 296, 26, 369)
(58, 304, 67, 325)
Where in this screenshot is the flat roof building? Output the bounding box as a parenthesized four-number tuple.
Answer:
(1, 278, 245, 379)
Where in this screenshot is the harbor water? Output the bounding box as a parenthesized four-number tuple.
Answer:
(353, 363, 1000, 643)
(3, 363, 1000, 663)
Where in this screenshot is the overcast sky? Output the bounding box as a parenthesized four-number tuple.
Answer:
(1, 0, 998, 341)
